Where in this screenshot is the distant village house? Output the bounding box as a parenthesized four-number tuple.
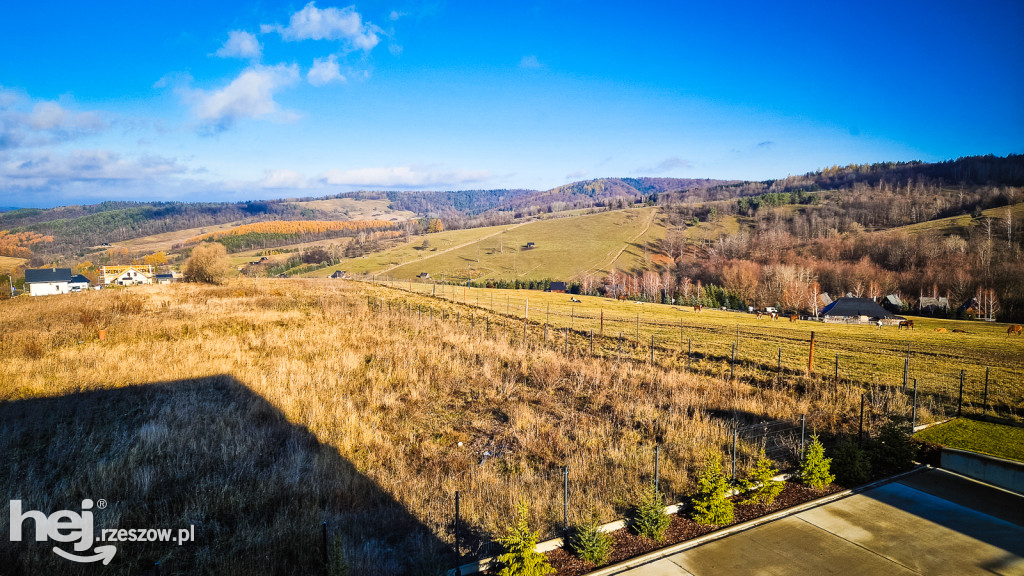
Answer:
(821, 297, 904, 326)
(25, 268, 73, 296)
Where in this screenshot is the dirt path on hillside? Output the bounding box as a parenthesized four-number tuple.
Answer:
(380, 221, 528, 275)
(580, 208, 658, 278)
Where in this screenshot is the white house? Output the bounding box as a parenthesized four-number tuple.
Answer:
(25, 268, 73, 296)
(69, 274, 91, 292)
(110, 267, 151, 286)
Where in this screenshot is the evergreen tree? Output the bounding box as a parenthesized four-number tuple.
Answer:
(740, 450, 783, 505)
(630, 483, 671, 540)
(691, 453, 734, 525)
(567, 513, 612, 565)
(800, 435, 836, 489)
(496, 502, 555, 576)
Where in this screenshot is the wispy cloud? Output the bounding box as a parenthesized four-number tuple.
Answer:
(519, 55, 542, 69)
(185, 64, 300, 131)
(566, 169, 587, 180)
(0, 149, 184, 190)
(307, 54, 345, 86)
(215, 30, 262, 59)
(757, 140, 774, 148)
(0, 89, 106, 150)
(635, 156, 692, 174)
(263, 2, 382, 51)
(320, 165, 491, 188)
(260, 169, 309, 189)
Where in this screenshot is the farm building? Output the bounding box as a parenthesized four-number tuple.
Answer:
(547, 281, 567, 293)
(154, 272, 182, 285)
(821, 297, 904, 325)
(883, 294, 904, 313)
(919, 296, 949, 314)
(25, 268, 73, 296)
(330, 270, 350, 279)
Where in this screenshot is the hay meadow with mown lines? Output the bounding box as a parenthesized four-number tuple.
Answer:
(0, 278, 1020, 574)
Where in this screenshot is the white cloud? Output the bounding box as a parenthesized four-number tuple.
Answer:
(267, 3, 382, 51)
(0, 149, 183, 190)
(519, 55, 542, 69)
(389, 10, 406, 21)
(0, 91, 106, 150)
(188, 64, 300, 130)
(565, 169, 587, 180)
(215, 30, 262, 59)
(636, 156, 693, 174)
(320, 165, 491, 188)
(260, 169, 309, 188)
(307, 55, 345, 86)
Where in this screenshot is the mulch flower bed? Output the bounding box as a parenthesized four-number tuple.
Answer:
(542, 481, 843, 576)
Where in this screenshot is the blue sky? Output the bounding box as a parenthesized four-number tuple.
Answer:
(1, 1, 1022, 207)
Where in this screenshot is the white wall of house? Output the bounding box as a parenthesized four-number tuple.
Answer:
(28, 282, 70, 296)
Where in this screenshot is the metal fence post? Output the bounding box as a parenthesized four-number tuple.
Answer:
(800, 414, 806, 459)
(958, 369, 965, 417)
(983, 367, 989, 414)
(321, 521, 329, 571)
(650, 334, 655, 364)
(731, 342, 736, 380)
(688, 338, 692, 371)
(563, 466, 569, 534)
(911, 379, 918, 431)
(731, 428, 738, 482)
(654, 445, 661, 492)
(454, 491, 461, 569)
(903, 357, 909, 390)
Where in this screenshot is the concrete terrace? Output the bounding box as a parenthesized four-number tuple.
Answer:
(604, 468, 1024, 576)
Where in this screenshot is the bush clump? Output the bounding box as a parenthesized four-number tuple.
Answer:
(496, 502, 555, 576)
(739, 450, 783, 506)
(566, 513, 612, 565)
(630, 483, 670, 541)
(691, 453, 734, 525)
(799, 435, 835, 489)
(831, 439, 872, 486)
(866, 417, 916, 476)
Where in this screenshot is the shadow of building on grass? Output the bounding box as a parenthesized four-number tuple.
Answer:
(0, 375, 450, 575)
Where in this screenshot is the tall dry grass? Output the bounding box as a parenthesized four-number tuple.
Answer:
(1, 280, 878, 574)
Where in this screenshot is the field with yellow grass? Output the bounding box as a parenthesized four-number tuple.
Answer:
(313, 207, 667, 282)
(0, 278, 902, 574)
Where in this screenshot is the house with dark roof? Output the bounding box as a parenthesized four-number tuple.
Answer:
(821, 297, 904, 325)
(25, 268, 73, 296)
(883, 294, 904, 313)
(919, 296, 949, 315)
(69, 274, 91, 292)
(546, 281, 567, 293)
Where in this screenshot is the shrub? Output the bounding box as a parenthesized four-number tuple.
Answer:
(630, 483, 670, 541)
(739, 450, 783, 506)
(866, 417, 916, 476)
(831, 439, 872, 486)
(566, 514, 612, 565)
(496, 502, 555, 576)
(184, 242, 232, 284)
(799, 435, 835, 489)
(691, 453, 734, 525)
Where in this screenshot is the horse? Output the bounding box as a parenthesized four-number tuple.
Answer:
(770, 312, 779, 321)
(898, 320, 914, 330)
(952, 329, 968, 334)
(934, 328, 947, 333)
(756, 311, 764, 320)
(789, 314, 798, 322)
(694, 305, 703, 313)
(1009, 325, 1023, 336)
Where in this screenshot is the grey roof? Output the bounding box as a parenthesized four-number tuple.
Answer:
(919, 296, 948, 309)
(821, 297, 901, 319)
(548, 281, 567, 291)
(70, 274, 90, 284)
(25, 268, 72, 283)
(885, 294, 903, 306)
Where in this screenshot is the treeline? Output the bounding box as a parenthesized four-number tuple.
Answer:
(187, 220, 400, 254)
(3, 200, 322, 260)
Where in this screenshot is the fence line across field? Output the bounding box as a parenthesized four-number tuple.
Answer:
(366, 277, 1023, 420)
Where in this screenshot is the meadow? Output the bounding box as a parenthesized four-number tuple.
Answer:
(0, 279, 898, 575)
(312, 207, 667, 282)
(385, 281, 1024, 420)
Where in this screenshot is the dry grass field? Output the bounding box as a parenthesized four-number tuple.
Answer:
(0, 255, 26, 273)
(0, 279, 894, 574)
(390, 282, 1024, 418)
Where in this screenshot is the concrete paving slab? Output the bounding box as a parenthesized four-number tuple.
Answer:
(608, 469, 1024, 576)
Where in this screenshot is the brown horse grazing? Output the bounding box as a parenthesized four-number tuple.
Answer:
(1009, 325, 1023, 336)
(935, 328, 947, 333)
(789, 314, 798, 322)
(694, 305, 703, 313)
(898, 320, 914, 330)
